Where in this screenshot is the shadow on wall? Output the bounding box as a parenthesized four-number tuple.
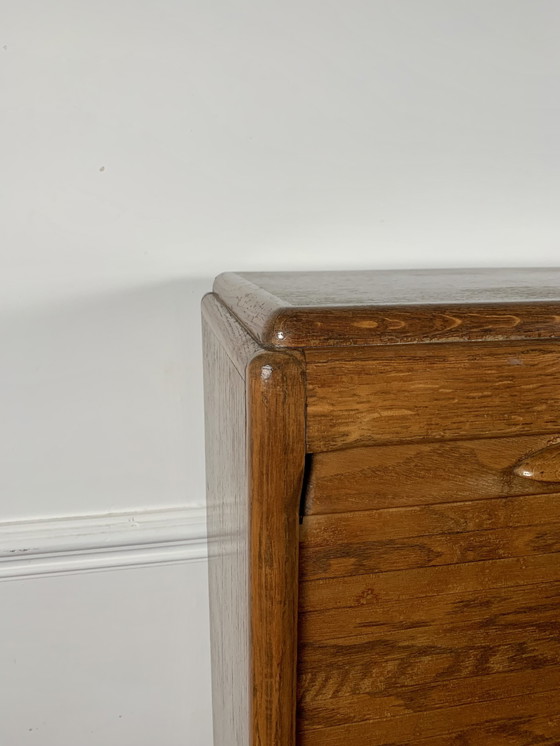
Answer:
(0, 277, 213, 522)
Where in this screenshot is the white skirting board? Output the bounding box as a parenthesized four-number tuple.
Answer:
(0, 506, 207, 580)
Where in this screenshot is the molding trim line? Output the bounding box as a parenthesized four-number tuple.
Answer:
(0, 507, 207, 581)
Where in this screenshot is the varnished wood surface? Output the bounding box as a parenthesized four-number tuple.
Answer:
(298, 573, 560, 738)
(299, 632, 560, 707)
(300, 498, 560, 580)
(205, 270, 560, 745)
(298, 441, 560, 744)
(305, 342, 560, 451)
(305, 434, 560, 514)
(247, 349, 306, 746)
(514, 441, 560, 482)
(203, 294, 305, 746)
(383, 716, 560, 746)
(300, 580, 560, 641)
(214, 268, 560, 348)
(298, 665, 560, 728)
(300, 553, 560, 612)
(297, 690, 560, 745)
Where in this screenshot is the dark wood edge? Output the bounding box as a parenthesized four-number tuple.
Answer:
(213, 273, 560, 348)
(266, 302, 560, 348)
(247, 350, 306, 746)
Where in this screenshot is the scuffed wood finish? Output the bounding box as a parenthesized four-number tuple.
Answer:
(203, 294, 305, 746)
(514, 442, 560, 482)
(306, 434, 560, 514)
(305, 342, 560, 451)
(214, 268, 560, 348)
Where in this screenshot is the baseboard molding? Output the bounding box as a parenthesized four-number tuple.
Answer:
(0, 506, 207, 581)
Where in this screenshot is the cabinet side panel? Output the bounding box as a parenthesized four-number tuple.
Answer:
(203, 293, 306, 746)
(203, 310, 250, 746)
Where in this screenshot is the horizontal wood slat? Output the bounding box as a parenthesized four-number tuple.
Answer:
(298, 665, 560, 729)
(298, 634, 560, 704)
(300, 554, 560, 612)
(299, 580, 560, 642)
(305, 343, 560, 451)
(300, 494, 560, 579)
(306, 434, 560, 515)
(300, 619, 560, 673)
(391, 715, 560, 746)
(302, 494, 560, 546)
(301, 522, 560, 579)
(297, 690, 560, 745)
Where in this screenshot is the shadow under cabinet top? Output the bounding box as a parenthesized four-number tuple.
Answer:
(213, 267, 560, 349)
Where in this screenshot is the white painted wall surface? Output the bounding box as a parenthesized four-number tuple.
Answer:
(0, 1, 559, 744)
(0, 563, 212, 746)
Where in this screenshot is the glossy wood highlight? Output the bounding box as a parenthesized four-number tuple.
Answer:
(214, 268, 560, 349)
(514, 442, 560, 482)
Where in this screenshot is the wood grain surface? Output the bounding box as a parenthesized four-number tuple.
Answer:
(305, 342, 560, 451)
(213, 269, 560, 349)
(305, 434, 560, 514)
(247, 348, 306, 746)
(300, 554, 560, 612)
(299, 634, 560, 704)
(298, 438, 560, 741)
(203, 294, 305, 746)
(206, 270, 560, 745)
(298, 665, 560, 729)
(297, 690, 560, 745)
(300, 580, 560, 641)
(514, 442, 560, 482)
(300, 505, 560, 580)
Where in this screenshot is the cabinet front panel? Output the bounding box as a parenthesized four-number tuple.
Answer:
(306, 434, 560, 515)
(297, 437, 560, 745)
(305, 343, 560, 451)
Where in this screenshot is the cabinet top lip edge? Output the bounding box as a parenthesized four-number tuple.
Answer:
(213, 268, 560, 349)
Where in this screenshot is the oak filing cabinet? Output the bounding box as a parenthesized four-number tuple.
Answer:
(202, 269, 560, 746)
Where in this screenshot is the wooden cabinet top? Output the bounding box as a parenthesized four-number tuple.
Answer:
(214, 268, 560, 349)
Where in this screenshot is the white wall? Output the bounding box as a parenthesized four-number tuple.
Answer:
(0, 563, 212, 746)
(1, 1, 559, 744)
